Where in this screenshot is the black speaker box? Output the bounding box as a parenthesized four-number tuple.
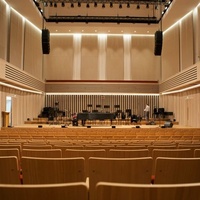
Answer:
(42, 29, 50, 54)
(164, 121, 173, 128)
(154, 31, 163, 56)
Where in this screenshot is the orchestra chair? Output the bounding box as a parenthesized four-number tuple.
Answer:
(89, 157, 153, 200)
(154, 157, 200, 184)
(0, 182, 88, 200)
(95, 182, 200, 200)
(0, 156, 21, 184)
(22, 149, 62, 158)
(108, 149, 149, 158)
(21, 157, 86, 184)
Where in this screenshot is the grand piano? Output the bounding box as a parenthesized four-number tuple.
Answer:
(77, 112, 115, 126)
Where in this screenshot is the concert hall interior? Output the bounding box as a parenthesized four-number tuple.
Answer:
(1, 1, 200, 199)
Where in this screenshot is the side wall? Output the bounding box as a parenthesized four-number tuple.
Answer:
(0, 1, 44, 127)
(161, 4, 200, 127)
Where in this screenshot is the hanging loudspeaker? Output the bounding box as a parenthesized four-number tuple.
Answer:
(154, 30, 163, 56)
(42, 29, 50, 54)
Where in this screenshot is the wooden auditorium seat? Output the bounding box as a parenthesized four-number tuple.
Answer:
(152, 149, 193, 175)
(21, 157, 86, 184)
(194, 149, 200, 157)
(154, 157, 200, 184)
(95, 182, 200, 200)
(0, 148, 20, 160)
(0, 182, 88, 200)
(64, 149, 106, 176)
(22, 145, 52, 149)
(89, 157, 153, 200)
(22, 149, 62, 158)
(0, 156, 21, 184)
(148, 145, 177, 156)
(108, 149, 149, 158)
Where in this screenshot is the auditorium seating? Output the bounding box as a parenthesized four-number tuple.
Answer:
(151, 149, 193, 175)
(89, 157, 153, 200)
(154, 157, 200, 184)
(22, 149, 62, 158)
(0, 182, 88, 200)
(0, 156, 21, 184)
(108, 149, 149, 158)
(64, 149, 106, 176)
(95, 182, 200, 200)
(21, 157, 86, 184)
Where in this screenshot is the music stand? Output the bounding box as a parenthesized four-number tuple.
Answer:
(104, 105, 110, 113)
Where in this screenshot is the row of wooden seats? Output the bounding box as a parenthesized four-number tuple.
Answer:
(1, 182, 200, 200)
(1, 127, 200, 137)
(1, 143, 200, 157)
(1, 156, 200, 200)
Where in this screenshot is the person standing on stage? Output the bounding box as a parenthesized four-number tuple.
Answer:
(144, 103, 150, 122)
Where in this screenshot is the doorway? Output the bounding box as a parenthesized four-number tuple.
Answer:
(6, 96, 12, 126)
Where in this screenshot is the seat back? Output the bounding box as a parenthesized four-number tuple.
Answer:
(89, 157, 153, 200)
(64, 149, 106, 176)
(0, 148, 20, 160)
(108, 149, 149, 158)
(0, 182, 88, 200)
(96, 182, 200, 200)
(22, 149, 62, 158)
(21, 157, 86, 184)
(0, 156, 20, 184)
(148, 145, 177, 156)
(152, 149, 193, 175)
(154, 157, 200, 184)
(22, 145, 52, 149)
